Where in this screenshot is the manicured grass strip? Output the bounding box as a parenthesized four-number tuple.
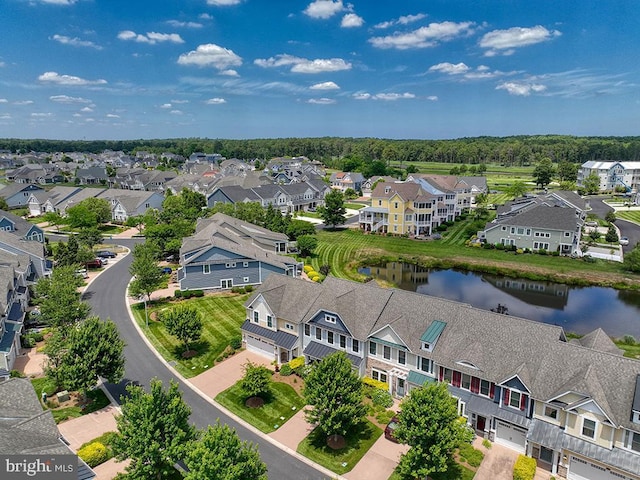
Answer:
(297, 420, 382, 474)
(215, 381, 306, 433)
(131, 293, 249, 378)
(616, 211, 640, 225)
(387, 462, 476, 480)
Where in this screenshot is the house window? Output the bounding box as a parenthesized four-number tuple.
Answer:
(501, 226, 507, 231)
(564, 232, 571, 237)
(221, 279, 232, 288)
(624, 430, 640, 452)
(352, 339, 359, 352)
(398, 350, 406, 365)
(405, 214, 412, 221)
(253, 311, 259, 323)
(509, 391, 521, 409)
(325, 314, 336, 324)
(442, 368, 452, 383)
(225, 262, 236, 268)
(544, 406, 558, 420)
(327, 331, 334, 344)
(383, 345, 391, 360)
(582, 418, 596, 439)
(285, 323, 294, 331)
(315, 327, 322, 340)
(340, 335, 346, 348)
(394, 202, 398, 209)
(203, 264, 211, 274)
(422, 342, 430, 351)
(372, 369, 388, 384)
(267, 315, 273, 328)
(243, 277, 249, 283)
(480, 380, 490, 397)
(304, 324, 310, 336)
(419, 357, 431, 373)
(461, 374, 471, 390)
(378, 200, 382, 206)
(370, 341, 377, 355)
(243, 261, 249, 267)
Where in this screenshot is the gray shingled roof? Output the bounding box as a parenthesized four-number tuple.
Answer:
(241, 320, 298, 349)
(491, 204, 579, 231)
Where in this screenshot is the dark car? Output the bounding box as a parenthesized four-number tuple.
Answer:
(85, 258, 103, 269)
(96, 250, 116, 258)
(160, 267, 172, 274)
(384, 417, 400, 442)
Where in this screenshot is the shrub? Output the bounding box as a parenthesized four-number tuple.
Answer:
(216, 355, 224, 362)
(371, 388, 394, 408)
(311, 275, 320, 282)
(10, 369, 25, 378)
(193, 290, 204, 297)
(230, 336, 242, 350)
(78, 441, 110, 468)
(495, 243, 505, 250)
(244, 285, 254, 293)
(174, 290, 182, 298)
(363, 376, 389, 391)
(303, 265, 314, 273)
(296, 364, 313, 379)
(538, 249, 547, 255)
(21, 336, 35, 348)
(482, 438, 492, 449)
(458, 443, 484, 467)
(231, 286, 242, 293)
(513, 454, 537, 480)
(288, 356, 305, 370)
(279, 364, 293, 376)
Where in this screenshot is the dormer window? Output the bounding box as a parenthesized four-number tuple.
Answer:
(325, 314, 336, 324)
(422, 342, 430, 350)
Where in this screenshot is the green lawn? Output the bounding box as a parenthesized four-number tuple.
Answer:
(215, 381, 306, 433)
(131, 293, 249, 378)
(616, 210, 640, 225)
(297, 420, 382, 474)
(31, 377, 111, 424)
(388, 462, 476, 480)
(310, 227, 638, 288)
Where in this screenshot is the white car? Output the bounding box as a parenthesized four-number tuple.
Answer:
(620, 237, 629, 246)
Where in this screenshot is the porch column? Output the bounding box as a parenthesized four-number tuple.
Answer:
(551, 450, 558, 475)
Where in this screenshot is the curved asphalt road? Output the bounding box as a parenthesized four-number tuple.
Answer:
(588, 197, 640, 253)
(82, 238, 328, 480)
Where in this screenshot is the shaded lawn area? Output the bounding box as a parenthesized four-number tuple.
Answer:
(297, 420, 382, 475)
(31, 377, 111, 424)
(387, 462, 476, 480)
(215, 381, 305, 433)
(131, 293, 249, 378)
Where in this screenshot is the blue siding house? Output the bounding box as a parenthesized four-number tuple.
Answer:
(177, 213, 300, 291)
(0, 210, 45, 242)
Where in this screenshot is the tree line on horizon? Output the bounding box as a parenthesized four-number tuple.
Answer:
(2, 134, 640, 167)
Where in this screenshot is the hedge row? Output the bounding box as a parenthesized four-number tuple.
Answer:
(513, 454, 536, 480)
(174, 289, 204, 299)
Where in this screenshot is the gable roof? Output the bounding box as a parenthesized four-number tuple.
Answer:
(490, 204, 579, 231)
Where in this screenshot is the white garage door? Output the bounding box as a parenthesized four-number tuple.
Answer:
(245, 334, 274, 358)
(495, 420, 527, 453)
(568, 456, 631, 480)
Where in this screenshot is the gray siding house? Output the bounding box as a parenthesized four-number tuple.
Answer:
(177, 213, 300, 291)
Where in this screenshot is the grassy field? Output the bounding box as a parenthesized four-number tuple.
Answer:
(615, 210, 640, 224)
(130, 293, 249, 378)
(215, 381, 306, 433)
(310, 226, 639, 288)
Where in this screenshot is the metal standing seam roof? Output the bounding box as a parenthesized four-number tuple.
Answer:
(303, 341, 363, 367)
(421, 320, 447, 343)
(407, 370, 435, 386)
(241, 320, 298, 350)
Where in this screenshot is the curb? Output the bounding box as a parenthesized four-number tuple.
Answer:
(123, 277, 345, 480)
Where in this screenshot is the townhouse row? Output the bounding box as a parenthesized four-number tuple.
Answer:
(242, 274, 640, 480)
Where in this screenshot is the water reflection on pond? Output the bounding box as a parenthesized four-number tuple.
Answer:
(358, 262, 640, 339)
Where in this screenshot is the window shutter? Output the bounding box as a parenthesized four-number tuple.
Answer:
(520, 394, 526, 411)
(503, 388, 510, 405)
(439, 366, 444, 382)
(490, 383, 495, 399)
(453, 371, 461, 388)
(471, 377, 480, 394)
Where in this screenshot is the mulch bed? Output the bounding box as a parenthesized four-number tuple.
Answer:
(245, 396, 265, 408)
(326, 434, 346, 450)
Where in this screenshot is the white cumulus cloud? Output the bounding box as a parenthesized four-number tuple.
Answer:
(496, 81, 547, 96)
(370, 21, 475, 49)
(118, 30, 184, 44)
(373, 92, 416, 101)
(49, 95, 91, 104)
(14, 100, 34, 105)
(429, 62, 470, 75)
(480, 26, 561, 56)
(304, 0, 344, 19)
(255, 54, 351, 74)
(307, 98, 336, 104)
(220, 69, 239, 77)
(205, 98, 227, 104)
(375, 13, 427, 29)
(167, 20, 203, 28)
(427, 96, 438, 101)
(38, 71, 107, 86)
(51, 34, 101, 49)
(207, 0, 242, 5)
(341, 13, 364, 28)
(0, 99, 8, 103)
(352, 92, 371, 100)
(310, 81, 340, 90)
(106, 114, 120, 118)
(178, 44, 242, 70)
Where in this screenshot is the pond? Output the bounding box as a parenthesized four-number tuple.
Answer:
(358, 262, 640, 339)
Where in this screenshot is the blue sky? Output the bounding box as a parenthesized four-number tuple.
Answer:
(1, 0, 638, 140)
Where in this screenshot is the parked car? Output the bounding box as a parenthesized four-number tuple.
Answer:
(85, 258, 103, 269)
(585, 221, 599, 228)
(75, 268, 88, 279)
(96, 250, 116, 258)
(620, 236, 629, 246)
(160, 267, 172, 274)
(384, 417, 400, 442)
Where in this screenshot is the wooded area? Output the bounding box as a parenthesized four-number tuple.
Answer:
(2, 135, 640, 166)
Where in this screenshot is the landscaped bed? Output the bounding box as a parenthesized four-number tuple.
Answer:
(31, 377, 111, 424)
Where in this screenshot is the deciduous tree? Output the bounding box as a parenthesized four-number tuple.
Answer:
(160, 305, 203, 355)
(303, 351, 367, 442)
(128, 242, 164, 304)
(184, 422, 267, 480)
(624, 243, 640, 272)
(239, 361, 272, 399)
(113, 379, 196, 480)
(395, 382, 473, 480)
(296, 234, 318, 257)
(318, 189, 346, 229)
(533, 158, 555, 188)
(583, 172, 601, 195)
(35, 265, 89, 331)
